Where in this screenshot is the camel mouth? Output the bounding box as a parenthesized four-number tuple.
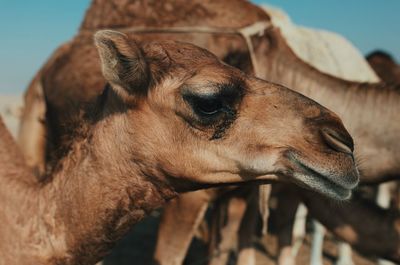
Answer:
(286, 153, 358, 200)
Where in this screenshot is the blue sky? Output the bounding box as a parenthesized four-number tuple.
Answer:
(0, 1, 399, 94)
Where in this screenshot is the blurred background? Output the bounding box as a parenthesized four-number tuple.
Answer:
(0, 1, 399, 95)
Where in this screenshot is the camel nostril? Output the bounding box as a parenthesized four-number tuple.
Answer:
(321, 128, 354, 155)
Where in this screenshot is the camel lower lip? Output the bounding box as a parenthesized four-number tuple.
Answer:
(289, 159, 352, 200)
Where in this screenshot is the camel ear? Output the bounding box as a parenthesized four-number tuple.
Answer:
(94, 30, 149, 97)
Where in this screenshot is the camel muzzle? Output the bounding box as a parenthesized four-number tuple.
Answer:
(321, 127, 354, 156)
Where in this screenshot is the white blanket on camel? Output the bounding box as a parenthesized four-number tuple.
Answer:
(261, 5, 379, 83)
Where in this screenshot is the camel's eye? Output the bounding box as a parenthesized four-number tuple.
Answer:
(181, 82, 243, 127)
(188, 94, 224, 116)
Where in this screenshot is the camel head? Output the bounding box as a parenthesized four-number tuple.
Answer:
(94, 30, 358, 200)
(366, 50, 400, 84)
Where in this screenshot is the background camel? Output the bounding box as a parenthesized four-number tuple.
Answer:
(0, 29, 360, 264)
(300, 50, 400, 265)
(154, 5, 399, 265)
(265, 26, 400, 265)
(366, 50, 400, 84)
(276, 49, 400, 265)
(154, 4, 383, 263)
(274, 183, 400, 264)
(302, 50, 400, 265)
(260, 5, 379, 83)
(162, 5, 399, 264)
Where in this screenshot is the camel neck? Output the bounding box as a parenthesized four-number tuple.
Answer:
(0, 116, 177, 264)
(259, 30, 355, 105)
(261, 31, 400, 180)
(0, 119, 46, 264)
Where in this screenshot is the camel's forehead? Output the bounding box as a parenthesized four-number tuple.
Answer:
(157, 65, 244, 93)
(190, 65, 242, 84)
(150, 62, 246, 101)
(160, 41, 220, 62)
(173, 59, 245, 91)
(145, 41, 243, 79)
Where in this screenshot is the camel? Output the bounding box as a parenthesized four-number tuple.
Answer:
(174, 8, 400, 265)
(367, 50, 400, 84)
(256, 27, 400, 184)
(152, 3, 389, 260)
(18, 0, 271, 177)
(255, 6, 381, 265)
(303, 50, 400, 265)
(0, 29, 360, 264)
(265, 28, 400, 265)
(16, 0, 399, 264)
(154, 8, 400, 265)
(274, 183, 400, 264)
(286, 50, 400, 265)
(16, 2, 288, 264)
(302, 50, 400, 265)
(260, 4, 379, 83)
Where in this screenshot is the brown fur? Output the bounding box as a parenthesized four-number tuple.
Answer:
(153, 13, 400, 265)
(256, 27, 400, 183)
(154, 189, 218, 265)
(20, 0, 400, 185)
(3, 29, 358, 264)
(266, 34, 400, 265)
(154, 19, 400, 265)
(366, 50, 400, 84)
(17, 2, 271, 263)
(17, 1, 399, 264)
(273, 48, 400, 265)
(300, 187, 400, 263)
(19, 0, 270, 173)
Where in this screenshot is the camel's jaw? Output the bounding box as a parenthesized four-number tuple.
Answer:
(284, 152, 359, 200)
